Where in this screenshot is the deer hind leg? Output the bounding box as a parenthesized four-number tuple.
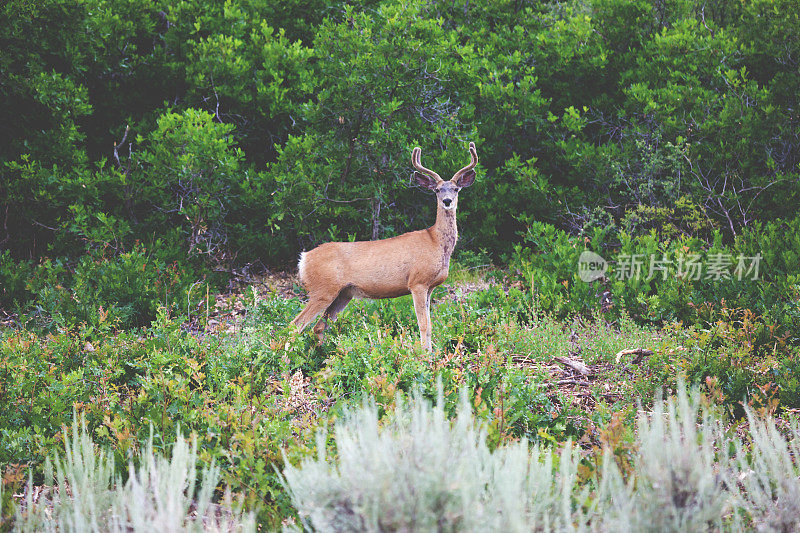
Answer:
(312, 287, 353, 343)
(411, 286, 432, 351)
(291, 293, 337, 332)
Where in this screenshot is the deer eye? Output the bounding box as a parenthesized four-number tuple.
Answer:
(435, 188, 441, 193)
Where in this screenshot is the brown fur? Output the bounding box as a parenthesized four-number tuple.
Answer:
(291, 143, 478, 350)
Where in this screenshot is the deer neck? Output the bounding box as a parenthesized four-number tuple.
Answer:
(431, 205, 458, 258)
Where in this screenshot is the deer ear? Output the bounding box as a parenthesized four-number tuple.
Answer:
(453, 169, 476, 188)
(413, 172, 438, 190)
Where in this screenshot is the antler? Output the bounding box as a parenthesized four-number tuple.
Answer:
(411, 146, 442, 183)
(452, 142, 478, 182)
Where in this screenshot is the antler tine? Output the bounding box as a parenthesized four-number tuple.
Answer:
(411, 146, 442, 183)
(453, 142, 478, 180)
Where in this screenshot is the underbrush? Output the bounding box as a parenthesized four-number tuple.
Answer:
(512, 217, 800, 334)
(0, 244, 212, 331)
(1, 284, 798, 529)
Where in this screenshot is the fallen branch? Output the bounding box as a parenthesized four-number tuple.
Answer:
(614, 348, 653, 365)
(554, 356, 590, 377)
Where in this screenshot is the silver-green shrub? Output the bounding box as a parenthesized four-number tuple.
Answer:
(282, 390, 585, 532)
(734, 412, 800, 532)
(282, 386, 800, 533)
(14, 419, 254, 532)
(598, 388, 738, 532)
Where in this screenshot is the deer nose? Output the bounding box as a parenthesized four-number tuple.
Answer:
(442, 198, 452, 207)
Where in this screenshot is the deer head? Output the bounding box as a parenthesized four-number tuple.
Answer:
(412, 142, 478, 212)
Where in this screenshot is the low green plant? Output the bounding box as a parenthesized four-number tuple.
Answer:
(21, 245, 204, 331)
(2, 284, 798, 529)
(512, 216, 800, 334)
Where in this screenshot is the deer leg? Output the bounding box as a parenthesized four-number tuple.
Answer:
(291, 294, 336, 332)
(312, 318, 327, 344)
(411, 286, 432, 351)
(312, 289, 353, 343)
(425, 287, 434, 350)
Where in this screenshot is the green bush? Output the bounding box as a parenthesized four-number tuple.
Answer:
(512, 217, 800, 334)
(0, 250, 33, 312)
(22, 245, 202, 330)
(2, 0, 800, 268)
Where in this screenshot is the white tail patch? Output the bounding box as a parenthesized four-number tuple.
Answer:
(297, 252, 307, 283)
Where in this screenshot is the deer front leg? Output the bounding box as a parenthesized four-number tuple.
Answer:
(411, 286, 432, 351)
(425, 287, 434, 349)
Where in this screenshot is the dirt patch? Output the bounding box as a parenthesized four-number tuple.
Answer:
(510, 350, 653, 448)
(226, 269, 302, 299)
(0, 309, 18, 329)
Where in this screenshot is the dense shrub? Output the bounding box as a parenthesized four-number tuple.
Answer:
(21, 245, 203, 330)
(512, 217, 800, 334)
(0, 251, 33, 312)
(3, 0, 800, 268)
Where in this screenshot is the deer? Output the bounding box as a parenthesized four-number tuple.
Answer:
(290, 142, 478, 351)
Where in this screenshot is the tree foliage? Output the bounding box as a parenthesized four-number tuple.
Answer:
(2, 0, 799, 301)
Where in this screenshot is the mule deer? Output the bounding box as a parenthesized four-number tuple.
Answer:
(290, 142, 478, 350)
